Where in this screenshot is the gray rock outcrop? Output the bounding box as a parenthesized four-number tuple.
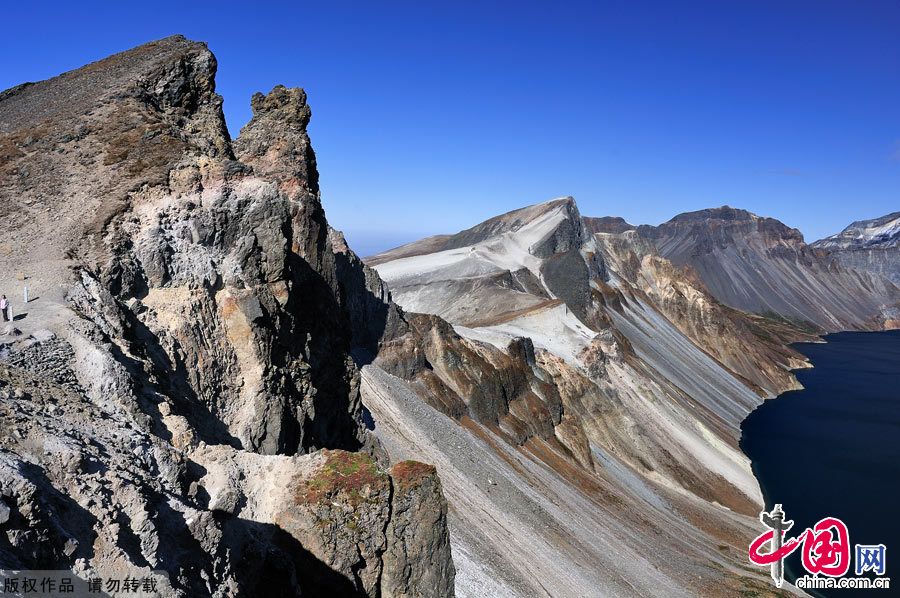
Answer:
(0, 35, 454, 597)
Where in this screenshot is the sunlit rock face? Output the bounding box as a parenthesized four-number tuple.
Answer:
(0, 36, 454, 597)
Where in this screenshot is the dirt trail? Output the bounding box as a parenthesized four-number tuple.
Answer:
(0, 262, 74, 341)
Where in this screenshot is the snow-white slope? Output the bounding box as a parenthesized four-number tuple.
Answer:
(813, 211, 900, 250)
(375, 199, 571, 289)
(374, 199, 586, 322)
(455, 303, 595, 366)
(811, 211, 900, 286)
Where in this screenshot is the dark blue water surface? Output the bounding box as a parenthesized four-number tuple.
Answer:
(740, 331, 900, 597)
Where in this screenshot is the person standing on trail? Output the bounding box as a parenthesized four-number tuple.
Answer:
(0, 295, 8, 322)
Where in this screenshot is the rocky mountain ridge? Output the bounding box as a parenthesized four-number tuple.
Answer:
(0, 35, 453, 597)
(634, 206, 900, 331)
(368, 197, 815, 596)
(366, 193, 897, 595)
(811, 211, 900, 286)
(813, 211, 900, 250)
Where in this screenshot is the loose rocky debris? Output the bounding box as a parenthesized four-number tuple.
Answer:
(0, 332, 81, 392)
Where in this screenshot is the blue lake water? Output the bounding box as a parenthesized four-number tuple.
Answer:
(740, 330, 900, 597)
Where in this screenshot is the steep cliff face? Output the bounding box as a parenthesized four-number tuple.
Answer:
(366, 198, 802, 596)
(593, 229, 811, 395)
(812, 211, 900, 287)
(0, 36, 231, 271)
(636, 207, 900, 331)
(0, 36, 453, 597)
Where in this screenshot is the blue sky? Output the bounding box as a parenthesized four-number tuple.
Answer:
(2, 1, 898, 256)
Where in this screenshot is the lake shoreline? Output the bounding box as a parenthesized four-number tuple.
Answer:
(739, 330, 900, 598)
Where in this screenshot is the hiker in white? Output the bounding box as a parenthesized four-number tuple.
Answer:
(0, 295, 8, 322)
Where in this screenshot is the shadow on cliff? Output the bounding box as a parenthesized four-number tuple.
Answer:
(155, 460, 362, 596)
(224, 517, 363, 597)
(113, 305, 244, 449)
(332, 249, 395, 366)
(0, 461, 99, 569)
(281, 233, 413, 453)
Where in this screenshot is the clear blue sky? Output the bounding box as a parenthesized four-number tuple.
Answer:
(2, 1, 898, 255)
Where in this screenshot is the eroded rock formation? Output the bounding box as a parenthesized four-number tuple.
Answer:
(636, 207, 900, 331)
(0, 35, 453, 597)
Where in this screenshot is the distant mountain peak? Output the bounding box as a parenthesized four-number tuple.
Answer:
(810, 211, 900, 285)
(482, 196, 577, 224)
(655, 205, 805, 246)
(667, 205, 758, 223)
(415, 196, 583, 253)
(632, 204, 900, 330)
(365, 196, 586, 272)
(583, 216, 635, 234)
(813, 211, 900, 250)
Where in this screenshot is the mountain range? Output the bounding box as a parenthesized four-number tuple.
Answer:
(0, 36, 897, 597)
(367, 199, 899, 595)
(811, 211, 900, 286)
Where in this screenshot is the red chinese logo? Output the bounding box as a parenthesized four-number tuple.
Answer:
(749, 509, 850, 578)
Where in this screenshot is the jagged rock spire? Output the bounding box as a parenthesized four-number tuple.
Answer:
(233, 84, 319, 197)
